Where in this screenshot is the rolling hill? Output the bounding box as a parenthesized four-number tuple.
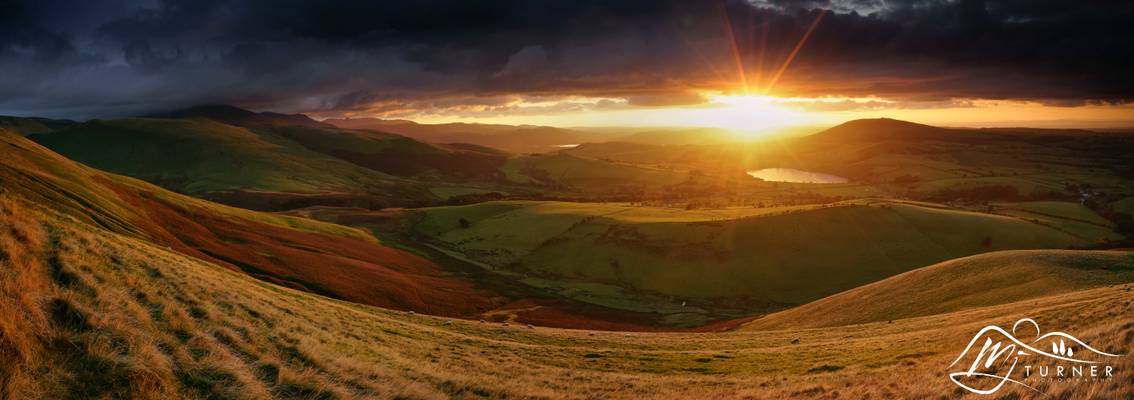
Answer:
(801, 118, 964, 142)
(742, 249, 1134, 330)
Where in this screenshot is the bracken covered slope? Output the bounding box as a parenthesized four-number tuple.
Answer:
(1, 130, 497, 316)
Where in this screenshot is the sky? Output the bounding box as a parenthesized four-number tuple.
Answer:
(2, 0, 1133, 132)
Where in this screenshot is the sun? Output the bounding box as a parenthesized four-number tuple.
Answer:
(701, 94, 817, 136)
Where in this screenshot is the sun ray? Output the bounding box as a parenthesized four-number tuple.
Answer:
(720, 2, 750, 94)
(765, 8, 827, 94)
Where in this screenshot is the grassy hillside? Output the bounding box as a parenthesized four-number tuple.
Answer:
(149, 105, 510, 180)
(4, 194, 1132, 399)
(743, 249, 1134, 330)
(411, 199, 1098, 325)
(266, 125, 508, 180)
(29, 118, 406, 194)
(1, 130, 496, 317)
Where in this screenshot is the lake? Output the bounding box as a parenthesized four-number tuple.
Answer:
(746, 168, 849, 183)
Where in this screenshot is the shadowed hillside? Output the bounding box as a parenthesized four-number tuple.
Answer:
(0, 116, 76, 136)
(263, 124, 508, 180)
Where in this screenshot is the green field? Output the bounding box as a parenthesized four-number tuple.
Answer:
(991, 201, 1122, 242)
(413, 199, 1099, 324)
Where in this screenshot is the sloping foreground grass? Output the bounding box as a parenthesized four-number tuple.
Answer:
(742, 249, 1134, 330)
(3, 195, 1132, 399)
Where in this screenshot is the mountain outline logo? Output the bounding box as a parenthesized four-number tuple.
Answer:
(947, 318, 1122, 395)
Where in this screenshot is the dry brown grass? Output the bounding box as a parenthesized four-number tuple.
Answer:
(1, 194, 1131, 399)
(0, 195, 52, 399)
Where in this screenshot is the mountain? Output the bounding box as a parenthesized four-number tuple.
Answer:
(151, 104, 332, 128)
(803, 118, 963, 142)
(742, 249, 1134, 330)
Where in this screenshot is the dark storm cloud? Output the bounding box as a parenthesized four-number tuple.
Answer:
(0, 0, 1131, 118)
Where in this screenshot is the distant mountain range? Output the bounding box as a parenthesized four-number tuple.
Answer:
(324, 117, 742, 152)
